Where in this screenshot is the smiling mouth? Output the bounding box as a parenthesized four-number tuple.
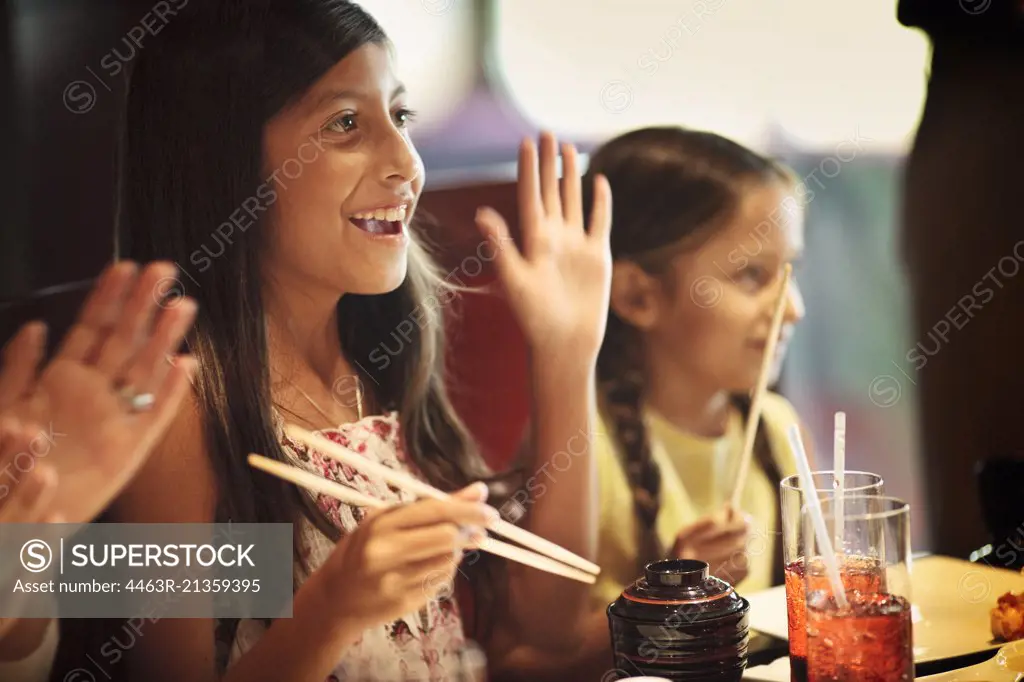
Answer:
(349, 206, 408, 236)
(350, 217, 403, 235)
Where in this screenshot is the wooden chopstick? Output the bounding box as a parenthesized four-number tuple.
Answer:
(283, 424, 601, 577)
(729, 263, 793, 510)
(248, 454, 597, 585)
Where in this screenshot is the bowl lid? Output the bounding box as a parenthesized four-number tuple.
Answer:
(609, 559, 747, 621)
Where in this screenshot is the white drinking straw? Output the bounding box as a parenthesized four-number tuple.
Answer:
(833, 411, 846, 553)
(788, 423, 849, 609)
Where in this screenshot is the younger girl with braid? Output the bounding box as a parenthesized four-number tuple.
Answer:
(586, 126, 811, 608)
(492, 126, 813, 682)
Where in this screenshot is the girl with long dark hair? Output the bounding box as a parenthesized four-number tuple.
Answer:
(103, 2, 612, 680)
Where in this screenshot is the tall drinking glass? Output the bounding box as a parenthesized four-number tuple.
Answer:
(802, 495, 913, 682)
(780, 471, 884, 682)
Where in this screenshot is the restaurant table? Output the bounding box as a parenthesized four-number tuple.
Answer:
(743, 649, 1000, 680)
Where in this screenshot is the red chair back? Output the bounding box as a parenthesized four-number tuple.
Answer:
(419, 180, 532, 471)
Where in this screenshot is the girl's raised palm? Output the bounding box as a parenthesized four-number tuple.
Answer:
(0, 262, 197, 525)
(475, 133, 613, 361)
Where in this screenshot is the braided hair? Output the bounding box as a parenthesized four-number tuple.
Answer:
(583, 127, 795, 573)
(597, 312, 663, 567)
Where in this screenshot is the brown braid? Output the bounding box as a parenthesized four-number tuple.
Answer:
(597, 313, 664, 571)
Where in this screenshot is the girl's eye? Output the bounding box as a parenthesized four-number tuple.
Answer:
(738, 264, 769, 287)
(323, 109, 417, 134)
(325, 113, 357, 133)
(394, 107, 417, 128)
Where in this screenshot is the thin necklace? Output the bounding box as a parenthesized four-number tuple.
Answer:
(276, 378, 364, 428)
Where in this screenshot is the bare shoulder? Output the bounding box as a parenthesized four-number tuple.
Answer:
(107, 391, 216, 523)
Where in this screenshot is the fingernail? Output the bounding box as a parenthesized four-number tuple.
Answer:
(481, 505, 500, 527)
(470, 481, 489, 502)
(26, 321, 48, 344)
(460, 525, 487, 547)
(178, 298, 198, 317)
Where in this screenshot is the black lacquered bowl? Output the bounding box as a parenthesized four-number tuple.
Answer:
(607, 559, 750, 681)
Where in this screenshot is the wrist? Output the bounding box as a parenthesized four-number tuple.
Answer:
(530, 358, 597, 420)
(529, 345, 596, 382)
(297, 571, 368, 645)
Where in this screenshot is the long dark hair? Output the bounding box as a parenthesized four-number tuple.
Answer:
(118, 0, 499, 644)
(582, 127, 794, 576)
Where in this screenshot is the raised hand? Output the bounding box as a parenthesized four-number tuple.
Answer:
(0, 261, 197, 524)
(474, 132, 613, 361)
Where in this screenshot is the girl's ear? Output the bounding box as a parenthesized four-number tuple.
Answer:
(610, 261, 663, 331)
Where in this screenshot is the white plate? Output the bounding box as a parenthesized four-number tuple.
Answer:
(744, 657, 790, 681)
(918, 640, 1024, 680)
(744, 641, 1024, 681)
(744, 555, 1024, 665)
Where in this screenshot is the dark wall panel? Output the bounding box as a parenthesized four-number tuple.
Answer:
(1, 0, 166, 348)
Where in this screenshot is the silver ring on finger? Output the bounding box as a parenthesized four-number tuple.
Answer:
(117, 384, 155, 413)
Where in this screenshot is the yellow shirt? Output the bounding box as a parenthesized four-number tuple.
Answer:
(592, 392, 800, 607)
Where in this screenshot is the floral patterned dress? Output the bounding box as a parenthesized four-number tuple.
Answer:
(224, 412, 467, 681)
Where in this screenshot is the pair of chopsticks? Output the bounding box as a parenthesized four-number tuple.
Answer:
(248, 428, 599, 585)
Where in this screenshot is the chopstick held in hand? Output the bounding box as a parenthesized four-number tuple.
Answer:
(283, 424, 601, 576)
(247, 454, 597, 585)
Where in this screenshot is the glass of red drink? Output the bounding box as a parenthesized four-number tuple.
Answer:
(802, 496, 913, 682)
(781, 472, 884, 682)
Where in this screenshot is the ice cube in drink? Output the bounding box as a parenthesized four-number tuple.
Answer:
(805, 591, 913, 682)
(785, 556, 886, 682)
